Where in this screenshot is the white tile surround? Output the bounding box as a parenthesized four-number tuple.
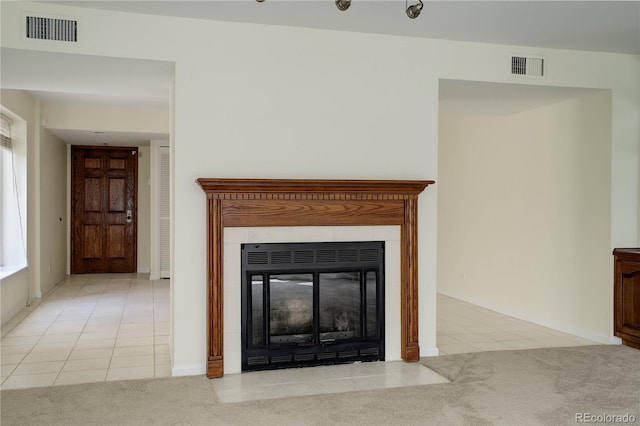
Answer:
(223, 226, 401, 375)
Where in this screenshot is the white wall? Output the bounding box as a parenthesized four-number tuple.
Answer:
(1, 269, 28, 325)
(1, 2, 638, 372)
(438, 90, 614, 342)
(38, 128, 68, 296)
(170, 25, 441, 368)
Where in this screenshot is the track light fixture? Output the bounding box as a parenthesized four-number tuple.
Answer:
(335, 0, 351, 11)
(256, 0, 423, 20)
(405, 0, 423, 19)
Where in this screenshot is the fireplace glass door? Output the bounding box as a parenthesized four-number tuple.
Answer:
(319, 272, 361, 342)
(269, 274, 314, 344)
(242, 242, 384, 371)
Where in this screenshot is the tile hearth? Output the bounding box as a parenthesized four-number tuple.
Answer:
(209, 361, 449, 403)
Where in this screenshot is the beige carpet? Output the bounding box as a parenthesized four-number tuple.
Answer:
(2, 345, 639, 425)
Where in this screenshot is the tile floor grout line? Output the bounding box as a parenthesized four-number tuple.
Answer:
(110, 275, 131, 367)
(54, 276, 91, 385)
(55, 275, 115, 386)
(105, 275, 137, 382)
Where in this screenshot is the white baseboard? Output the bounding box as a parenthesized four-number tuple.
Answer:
(172, 364, 207, 377)
(421, 346, 440, 357)
(137, 267, 151, 274)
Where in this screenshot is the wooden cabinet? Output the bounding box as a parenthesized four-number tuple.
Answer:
(614, 248, 640, 349)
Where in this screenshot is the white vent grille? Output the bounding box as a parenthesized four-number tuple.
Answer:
(26, 16, 77, 42)
(511, 56, 544, 77)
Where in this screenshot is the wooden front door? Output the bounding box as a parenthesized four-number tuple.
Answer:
(71, 146, 138, 274)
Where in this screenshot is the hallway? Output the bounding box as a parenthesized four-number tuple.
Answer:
(1, 274, 170, 389)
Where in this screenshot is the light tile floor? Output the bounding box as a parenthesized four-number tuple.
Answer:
(1, 274, 170, 390)
(436, 294, 597, 354)
(1, 274, 598, 393)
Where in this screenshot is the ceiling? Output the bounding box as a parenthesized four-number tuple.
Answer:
(51, 1, 640, 55)
(1, 47, 173, 145)
(46, 129, 168, 146)
(2, 48, 174, 108)
(438, 80, 602, 115)
(2, 1, 638, 145)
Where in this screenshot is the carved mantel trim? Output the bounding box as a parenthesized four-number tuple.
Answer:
(197, 178, 434, 378)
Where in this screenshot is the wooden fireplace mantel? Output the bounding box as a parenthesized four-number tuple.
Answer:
(197, 178, 434, 378)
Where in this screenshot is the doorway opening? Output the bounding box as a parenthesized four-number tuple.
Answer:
(436, 79, 612, 353)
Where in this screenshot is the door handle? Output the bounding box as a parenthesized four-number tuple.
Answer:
(126, 209, 133, 223)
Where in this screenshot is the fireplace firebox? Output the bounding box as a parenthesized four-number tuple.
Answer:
(241, 241, 385, 371)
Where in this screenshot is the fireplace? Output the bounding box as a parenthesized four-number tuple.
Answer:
(197, 178, 434, 378)
(241, 241, 385, 371)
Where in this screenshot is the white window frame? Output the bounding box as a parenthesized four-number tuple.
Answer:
(0, 108, 28, 279)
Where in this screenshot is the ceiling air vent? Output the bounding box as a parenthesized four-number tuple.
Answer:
(511, 56, 544, 77)
(26, 16, 77, 42)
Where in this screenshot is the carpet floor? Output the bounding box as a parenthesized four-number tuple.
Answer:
(1, 345, 638, 425)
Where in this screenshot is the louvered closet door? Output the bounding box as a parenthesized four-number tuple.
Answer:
(159, 146, 171, 278)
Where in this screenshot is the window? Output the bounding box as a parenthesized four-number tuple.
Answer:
(0, 109, 27, 276)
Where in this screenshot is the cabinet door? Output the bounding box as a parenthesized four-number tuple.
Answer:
(615, 261, 640, 338)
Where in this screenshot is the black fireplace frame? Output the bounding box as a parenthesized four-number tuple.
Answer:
(241, 241, 385, 371)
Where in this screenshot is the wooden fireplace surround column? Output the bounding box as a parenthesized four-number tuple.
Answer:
(197, 178, 434, 378)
